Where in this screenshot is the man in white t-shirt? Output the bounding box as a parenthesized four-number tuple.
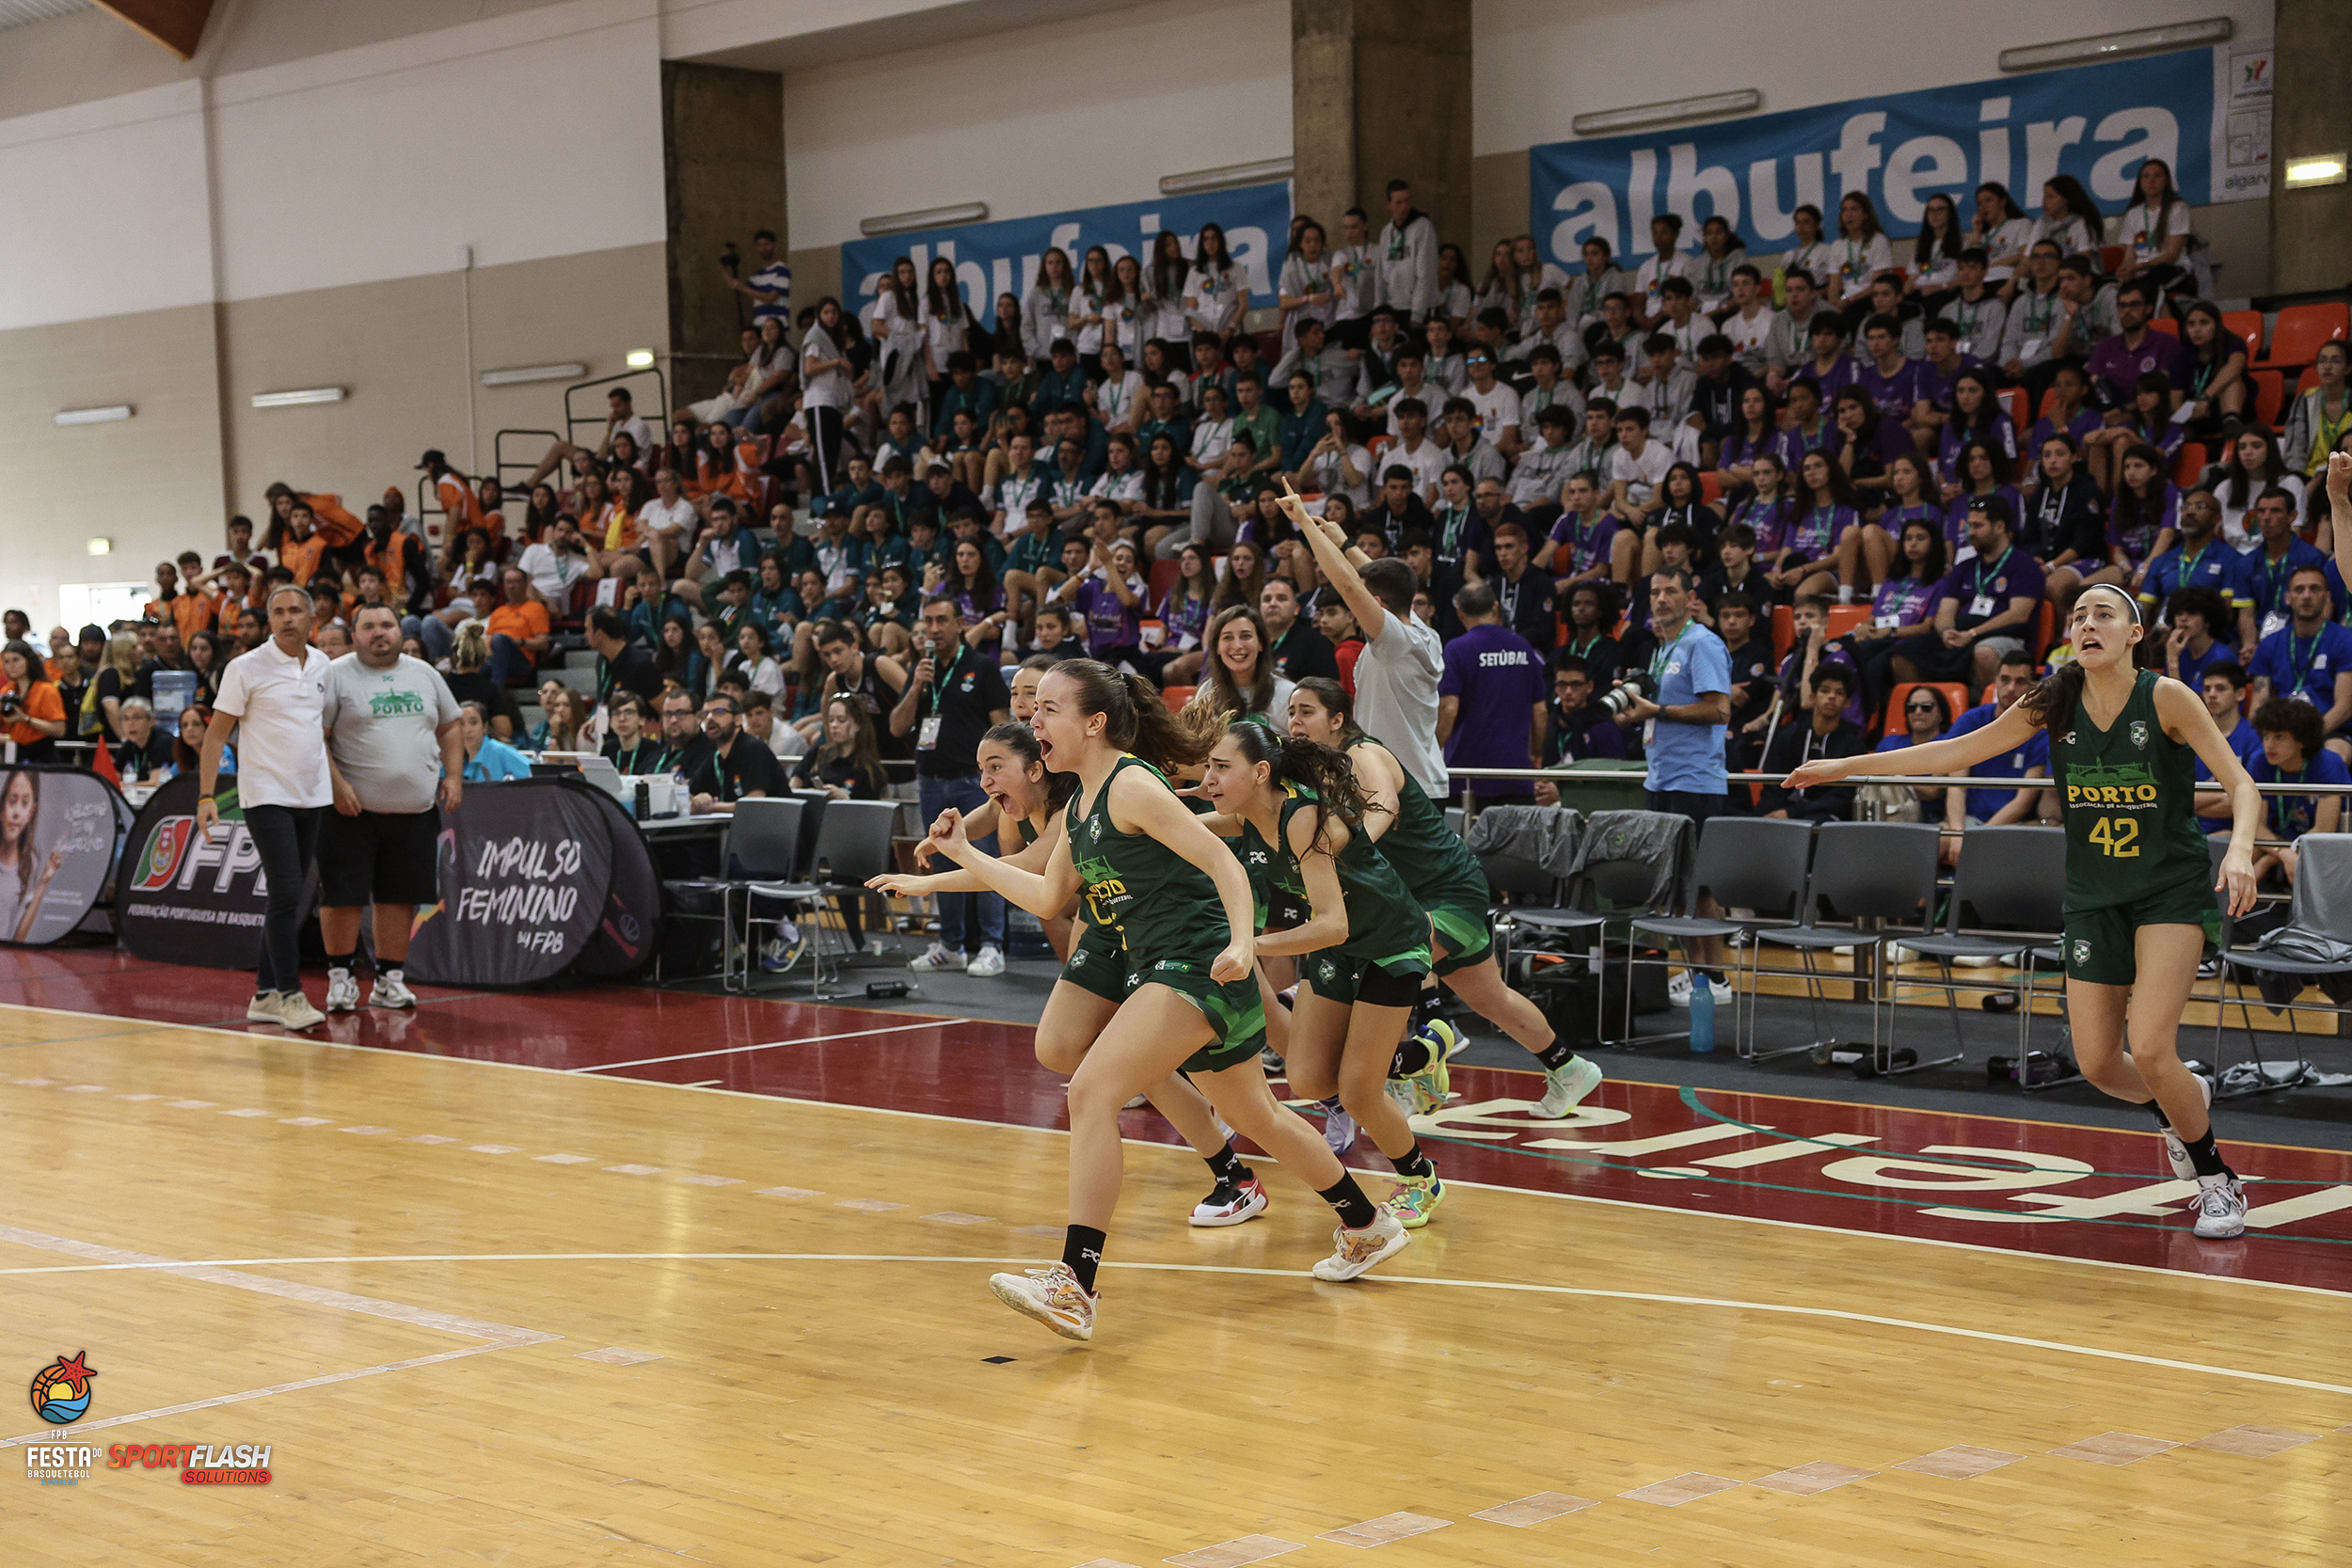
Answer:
(1720, 265, 1782, 375)
(1462, 350, 1523, 460)
(631, 466, 699, 578)
(1290, 492, 1447, 798)
(1606, 409, 1675, 524)
(199, 584, 335, 1031)
(516, 515, 598, 611)
(1384, 398, 1450, 505)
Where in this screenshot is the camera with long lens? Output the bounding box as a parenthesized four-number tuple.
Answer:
(1597, 671, 1656, 720)
(720, 241, 739, 277)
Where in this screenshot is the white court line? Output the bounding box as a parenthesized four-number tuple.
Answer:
(8, 999, 2349, 1302)
(2, 1249, 2348, 1401)
(571, 1021, 947, 1072)
(0, 1225, 560, 1450)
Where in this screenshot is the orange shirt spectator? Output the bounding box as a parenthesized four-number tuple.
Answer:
(306, 493, 364, 546)
(2, 650, 67, 756)
(278, 530, 327, 587)
(486, 596, 550, 647)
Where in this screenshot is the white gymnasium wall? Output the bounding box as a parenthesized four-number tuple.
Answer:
(1472, 0, 2278, 158)
(0, 81, 214, 333)
(784, 0, 1293, 248)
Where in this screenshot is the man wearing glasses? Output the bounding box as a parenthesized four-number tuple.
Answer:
(691, 693, 787, 816)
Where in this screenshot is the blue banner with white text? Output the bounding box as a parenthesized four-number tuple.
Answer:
(841, 182, 1293, 331)
(1531, 48, 2258, 272)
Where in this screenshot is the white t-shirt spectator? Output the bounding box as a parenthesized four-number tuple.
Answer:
(2026, 214, 2098, 264)
(516, 540, 589, 603)
(803, 323, 851, 409)
(1978, 215, 2037, 281)
(1302, 441, 1375, 510)
(213, 640, 332, 809)
(748, 260, 792, 324)
(636, 497, 696, 550)
(1723, 304, 1782, 368)
(1354, 608, 1447, 798)
(2119, 200, 2194, 266)
(1830, 233, 1895, 297)
(1609, 438, 1676, 507)
(1633, 251, 1695, 313)
(1384, 435, 1450, 501)
(1189, 416, 1235, 467)
(1466, 381, 1522, 448)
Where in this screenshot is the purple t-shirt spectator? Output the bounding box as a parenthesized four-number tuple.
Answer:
(1156, 585, 1215, 651)
(1870, 570, 1941, 629)
(1787, 503, 1855, 561)
(1074, 575, 1142, 651)
(1770, 420, 1836, 474)
(1855, 357, 1925, 421)
(1729, 494, 1791, 554)
(1943, 484, 2026, 552)
(1794, 355, 1859, 404)
(1935, 545, 2046, 633)
(2108, 482, 2181, 565)
(1936, 413, 2018, 483)
(1915, 353, 1986, 410)
(2027, 408, 2102, 456)
(1439, 622, 1547, 794)
(1548, 510, 1621, 578)
(2087, 328, 2185, 406)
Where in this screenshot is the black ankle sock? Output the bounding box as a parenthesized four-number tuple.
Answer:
(1389, 1037, 1433, 1079)
(1536, 1037, 1578, 1071)
(1390, 1142, 1434, 1180)
(1061, 1225, 1106, 1294)
(2147, 1098, 2172, 1129)
(2183, 1129, 2229, 1179)
(1318, 1173, 1379, 1229)
(1203, 1146, 1248, 1186)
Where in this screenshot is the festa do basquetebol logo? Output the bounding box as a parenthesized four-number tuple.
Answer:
(24, 1354, 273, 1486)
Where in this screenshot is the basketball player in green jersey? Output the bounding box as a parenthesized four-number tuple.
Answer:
(1790, 583, 2262, 1237)
(925, 661, 1408, 1340)
(1288, 676, 1608, 1120)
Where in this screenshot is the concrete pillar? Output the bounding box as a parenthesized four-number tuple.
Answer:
(2268, 0, 2352, 296)
(660, 62, 785, 406)
(1292, 0, 1471, 245)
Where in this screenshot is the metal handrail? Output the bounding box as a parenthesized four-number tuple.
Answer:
(1445, 767, 2352, 796)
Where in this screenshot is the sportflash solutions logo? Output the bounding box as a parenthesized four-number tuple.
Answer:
(24, 1352, 273, 1485)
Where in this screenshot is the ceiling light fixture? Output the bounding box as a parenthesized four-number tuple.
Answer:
(1573, 89, 1761, 137)
(860, 202, 989, 238)
(2282, 154, 2348, 190)
(479, 362, 586, 388)
(53, 404, 133, 426)
(250, 388, 345, 408)
(1998, 18, 2233, 72)
(1159, 158, 1294, 197)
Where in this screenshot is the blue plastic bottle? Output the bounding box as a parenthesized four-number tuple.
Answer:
(1688, 968, 1716, 1053)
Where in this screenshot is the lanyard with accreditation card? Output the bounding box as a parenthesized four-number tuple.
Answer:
(1643, 622, 1692, 747)
(917, 644, 961, 751)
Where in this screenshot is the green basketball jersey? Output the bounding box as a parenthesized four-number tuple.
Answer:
(1065, 754, 1229, 957)
(1348, 736, 1489, 912)
(1236, 784, 1428, 961)
(2049, 670, 2214, 911)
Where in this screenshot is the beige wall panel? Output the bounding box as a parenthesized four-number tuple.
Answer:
(0, 303, 225, 626)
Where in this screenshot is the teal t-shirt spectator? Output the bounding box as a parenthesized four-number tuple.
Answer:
(930, 374, 999, 436)
(464, 736, 532, 783)
(2251, 747, 2351, 840)
(1943, 702, 2050, 820)
(1642, 621, 1731, 793)
(810, 475, 882, 518)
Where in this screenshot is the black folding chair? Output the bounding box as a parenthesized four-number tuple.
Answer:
(1629, 816, 1816, 1061)
(1897, 826, 2067, 1082)
(745, 798, 901, 997)
(1756, 821, 1944, 1074)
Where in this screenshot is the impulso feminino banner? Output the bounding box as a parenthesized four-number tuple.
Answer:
(1530, 46, 2267, 274)
(0, 767, 131, 947)
(404, 779, 622, 988)
(117, 774, 307, 968)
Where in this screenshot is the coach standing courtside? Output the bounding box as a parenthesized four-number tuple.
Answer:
(199, 584, 333, 1030)
(320, 604, 465, 1011)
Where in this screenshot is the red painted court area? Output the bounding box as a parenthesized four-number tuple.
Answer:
(8, 944, 2352, 1292)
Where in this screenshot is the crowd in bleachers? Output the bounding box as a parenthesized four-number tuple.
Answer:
(5, 166, 2350, 861)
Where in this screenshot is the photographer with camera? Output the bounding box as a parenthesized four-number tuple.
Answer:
(1, 639, 68, 764)
(722, 230, 792, 326)
(1607, 567, 1735, 1006)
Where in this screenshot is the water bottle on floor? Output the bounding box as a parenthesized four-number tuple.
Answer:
(1689, 968, 1715, 1053)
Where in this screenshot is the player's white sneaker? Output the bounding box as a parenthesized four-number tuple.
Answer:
(324, 973, 359, 1013)
(273, 990, 327, 1030)
(2192, 1172, 2248, 1239)
(1311, 1209, 1411, 1281)
(1319, 1099, 1356, 1155)
(988, 1263, 1096, 1339)
(368, 974, 418, 1009)
(2159, 1072, 2216, 1182)
(1535, 1054, 1604, 1118)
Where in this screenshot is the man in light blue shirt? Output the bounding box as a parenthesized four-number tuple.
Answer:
(1614, 567, 1732, 1003)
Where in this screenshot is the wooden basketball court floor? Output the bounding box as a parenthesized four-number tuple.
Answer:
(5, 947, 2351, 1565)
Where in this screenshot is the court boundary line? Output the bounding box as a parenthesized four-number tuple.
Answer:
(572, 1020, 952, 1072)
(0, 1223, 561, 1451)
(5, 999, 2347, 1302)
(3, 1248, 2348, 1402)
